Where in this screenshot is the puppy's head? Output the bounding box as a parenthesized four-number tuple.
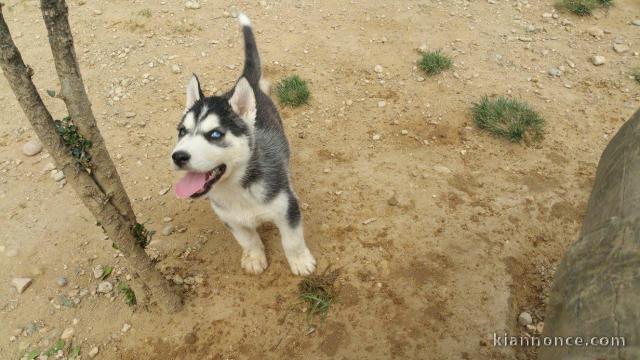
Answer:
(171, 74, 256, 199)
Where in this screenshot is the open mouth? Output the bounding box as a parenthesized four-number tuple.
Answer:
(175, 164, 227, 199)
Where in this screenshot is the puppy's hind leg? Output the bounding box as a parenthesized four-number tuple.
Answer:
(276, 191, 316, 276)
(229, 225, 268, 274)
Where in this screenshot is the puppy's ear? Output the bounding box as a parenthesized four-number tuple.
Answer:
(229, 77, 256, 126)
(185, 74, 203, 111)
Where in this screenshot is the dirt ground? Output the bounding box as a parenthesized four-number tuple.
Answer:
(1, 0, 639, 359)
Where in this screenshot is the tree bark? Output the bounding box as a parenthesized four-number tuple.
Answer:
(0, 2, 182, 312)
(40, 0, 135, 223)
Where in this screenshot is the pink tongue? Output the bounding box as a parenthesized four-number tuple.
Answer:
(175, 172, 208, 199)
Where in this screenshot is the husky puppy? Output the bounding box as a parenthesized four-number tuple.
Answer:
(171, 14, 316, 276)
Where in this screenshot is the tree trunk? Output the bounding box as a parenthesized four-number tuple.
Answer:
(0, 2, 182, 312)
(40, 0, 135, 223)
(540, 108, 640, 359)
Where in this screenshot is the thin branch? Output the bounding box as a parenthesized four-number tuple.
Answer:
(40, 0, 136, 223)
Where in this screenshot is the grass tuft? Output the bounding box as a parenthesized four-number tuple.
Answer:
(276, 75, 310, 107)
(472, 96, 545, 143)
(298, 269, 339, 323)
(556, 0, 613, 16)
(132, 222, 154, 248)
(138, 8, 152, 17)
(118, 282, 137, 306)
(418, 50, 453, 76)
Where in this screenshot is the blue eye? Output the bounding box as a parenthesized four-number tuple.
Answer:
(208, 130, 224, 140)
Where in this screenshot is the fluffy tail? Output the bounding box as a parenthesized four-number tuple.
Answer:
(238, 13, 261, 88)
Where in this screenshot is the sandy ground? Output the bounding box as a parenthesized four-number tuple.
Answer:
(1, 0, 639, 359)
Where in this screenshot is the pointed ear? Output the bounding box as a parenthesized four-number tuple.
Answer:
(229, 77, 256, 125)
(185, 74, 203, 111)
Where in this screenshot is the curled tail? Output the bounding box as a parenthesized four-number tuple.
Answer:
(238, 13, 261, 88)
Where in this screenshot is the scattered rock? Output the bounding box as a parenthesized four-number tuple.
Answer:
(22, 139, 43, 156)
(172, 274, 184, 285)
(548, 67, 561, 77)
(588, 27, 604, 38)
(374, 64, 383, 73)
(613, 43, 629, 53)
(97, 281, 112, 293)
(525, 25, 537, 33)
(121, 323, 131, 333)
(89, 346, 99, 358)
(93, 9, 102, 15)
(158, 186, 171, 195)
(433, 165, 452, 174)
(60, 327, 74, 340)
(401, 129, 409, 135)
(591, 55, 606, 66)
(93, 265, 104, 279)
(51, 170, 65, 182)
(518, 311, 533, 326)
(171, 64, 182, 74)
(12, 278, 32, 293)
(377, 100, 386, 108)
(56, 276, 67, 287)
(161, 225, 174, 236)
(632, 19, 640, 26)
(372, 134, 381, 141)
(185, 1, 201, 9)
(125, 111, 136, 118)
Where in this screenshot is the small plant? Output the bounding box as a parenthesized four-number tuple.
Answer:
(418, 50, 453, 76)
(298, 269, 339, 323)
(118, 281, 137, 306)
(54, 116, 92, 166)
(69, 346, 81, 359)
(556, 0, 612, 16)
(101, 265, 113, 280)
(276, 75, 310, 107)
(472, 96, 545, 143)
(132, 222, 154, 248)
(43, 339, 65, 357)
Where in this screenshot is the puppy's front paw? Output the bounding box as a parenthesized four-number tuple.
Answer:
(287, 248, 316, 276)
(241, 250, 268, 274)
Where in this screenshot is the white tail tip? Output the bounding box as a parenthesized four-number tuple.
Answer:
(238, 13, 251, 27)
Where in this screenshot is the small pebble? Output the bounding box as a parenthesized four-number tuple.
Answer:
(22, 139, 43, 156)
(378, 100, 386, 108)
(518, 312, 533, 326)
(61, 327, 74, 340)
(613, 43, 629, 54)
(185, 1, 201, 9)
(125, 112, 136, 118)
(93, 265, 104, 279)
(433, 165, 452, 174)
(374, 64, 383, 73)
(51, 170, 65, 182)
(97, 281, 112, 293)
(372, 134, 381, 141)
(588, 27, 604, 38)
(171, 64, 182, 74)
(632, 19, 640, 26)
(89, 346, 99, 358)
(121, 323, 131, 333)
(161, 225, 174, 236)
(548, 67, 561, 77)
(12, 278, 32, 293)
(591, 55, 606, 66)
(56, 276, 67, 287)
(401, 130, 409, 135)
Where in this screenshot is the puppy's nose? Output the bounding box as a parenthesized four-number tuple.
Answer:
(172, 151, 190, 167)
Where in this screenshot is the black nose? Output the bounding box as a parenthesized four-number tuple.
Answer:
(172, 151, 190, 167)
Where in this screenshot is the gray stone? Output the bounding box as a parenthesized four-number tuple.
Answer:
(93, 265, 104, 279)
(548, 67, 562, 77)
(89, 346, 99, 358)
(56, 276, 67, 287)
(632, 19, 640, 26)
(591, 55, 606, 66)
(96, 281, 112, 293)
(162, 225, 174, 236)
(613, 43, 629, 53)
(60, 327, 74, 340)
(588, 27, 604, 37)
(22, 140, 43, 156)
(518, 311, 533, 326)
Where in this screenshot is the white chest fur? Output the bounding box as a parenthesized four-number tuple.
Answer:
(207, 181, 286, 229)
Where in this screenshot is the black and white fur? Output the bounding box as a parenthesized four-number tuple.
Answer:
(171, 13, 316, 276)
